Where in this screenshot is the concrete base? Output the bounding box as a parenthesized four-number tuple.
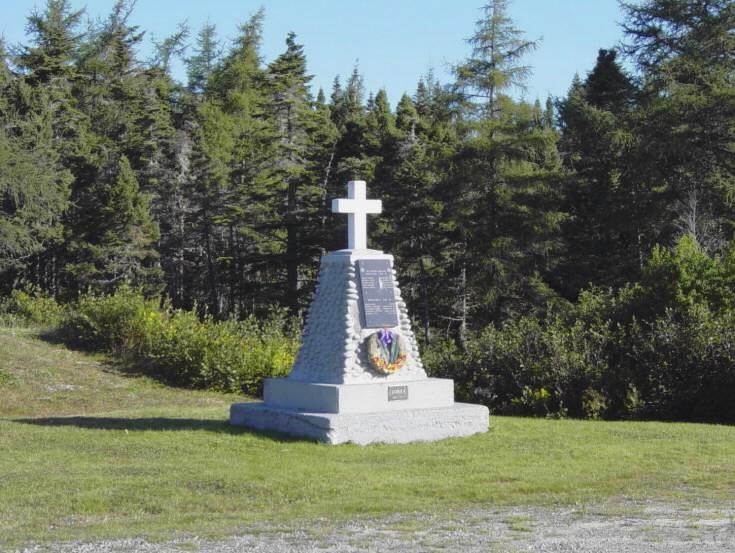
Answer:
(264, 377, 453, 413)
(229, 401, 489, 445)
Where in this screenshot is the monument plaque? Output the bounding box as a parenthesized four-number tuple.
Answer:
(357, 259, 399, 328)
(388, 385, 408, 401)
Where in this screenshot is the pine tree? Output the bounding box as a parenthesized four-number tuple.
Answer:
(448, 0, 563, 337)
(266, 32, 323, 313)
(65, 156, 160, 293)
(454, 0, 538, 118)
(186, 23, 220, 94)
(622, 0, 735, 251)
(556, 50, 644, 295)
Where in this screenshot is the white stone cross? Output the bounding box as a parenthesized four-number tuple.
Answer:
(331, 180, 382, 250)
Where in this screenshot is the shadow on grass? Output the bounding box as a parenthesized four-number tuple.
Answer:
(12, 415, 311, 442)
(14, 416, 235, 432)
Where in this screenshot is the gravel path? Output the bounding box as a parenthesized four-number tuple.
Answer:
(15, 500, 735, 553)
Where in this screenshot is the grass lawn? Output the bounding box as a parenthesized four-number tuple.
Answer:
(1, 327, 734, 548)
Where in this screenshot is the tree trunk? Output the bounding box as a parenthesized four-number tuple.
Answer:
(286, 178, 299, 314)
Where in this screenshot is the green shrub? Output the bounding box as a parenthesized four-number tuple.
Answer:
(63, 287, 154, 351)
(510, 386, 556, 417)
(63, 287, 299, 396)
(0, 290, 66, 328)
(581, 388, 608, 419)
(443, 314, 609, 418)
(429, 238, 735, 422)
(630, 306, 735, 422)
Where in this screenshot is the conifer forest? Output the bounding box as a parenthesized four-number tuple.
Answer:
(2, 0, 734, 421)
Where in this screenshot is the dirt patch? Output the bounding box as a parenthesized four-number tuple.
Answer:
(16, 499, 735, 553)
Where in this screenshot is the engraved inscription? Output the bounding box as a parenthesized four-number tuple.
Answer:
(357, 259, 399, 328)
(388, 385, 408, 401)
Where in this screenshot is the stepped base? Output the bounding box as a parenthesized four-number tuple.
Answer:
(264, 377, 454, 413)
(229, 402, 489, 445)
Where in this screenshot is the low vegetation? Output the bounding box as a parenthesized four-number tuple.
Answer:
(1, 287, 299, 396)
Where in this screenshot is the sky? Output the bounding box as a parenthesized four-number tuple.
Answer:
(1, 0, 630, 106)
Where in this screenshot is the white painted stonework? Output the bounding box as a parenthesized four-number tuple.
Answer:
(230, 181, 489, 444)
(264, 378, 453, 414)
(230, 402, 489, 445)
(289, 249, 425, 384)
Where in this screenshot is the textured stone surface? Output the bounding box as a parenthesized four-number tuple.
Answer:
(229, 402, 489, 445)
(263, 378, 454, 413)
(288, 250, 425, 384)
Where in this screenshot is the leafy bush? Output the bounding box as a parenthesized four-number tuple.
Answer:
(630, 307, 735, 421)
(433, 313, 608, 418)
(0, 290, 66, 327)
(63, 287, 299, 396)
(426, 235, 735, 422)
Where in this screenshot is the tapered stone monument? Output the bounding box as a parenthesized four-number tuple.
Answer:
(230, 181, 489, 444)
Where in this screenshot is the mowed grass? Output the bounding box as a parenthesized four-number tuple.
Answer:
(1, 328, 735, 547)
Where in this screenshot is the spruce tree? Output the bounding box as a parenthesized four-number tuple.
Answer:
(13, 0, 96, 297)
(65, 156, 160, 293)
(0, 124, 71, 291)
(622, 0, 735, 251)
(266, 32, 320, 312)
(556, 50, 644, 295)
(186, 23, 220, 94)
(448, 0, 563, 336)
(187, 10, 280, 316)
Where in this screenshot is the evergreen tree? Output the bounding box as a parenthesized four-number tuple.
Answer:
(18, 0, 84, 85)
(622, 0, 735, 251)
(186, 23, 220, 94)
(0, 124, 71, 291)
(556, 50, 645, 295)
(151, 23, 189, 75)
(186, 100, 234, 314)
(584, 49, 635, 112)
(266, 32, 326, 312)
(65, 156, 160, 293)
(448, 0, 563, 338)
(330, 66, 374, 197)
(543, 95, 554, 128)
(13, 0, 96, 296)
(185, 10, 281, 316)
(454, 0, 538, 118)
(375, 87, 459, 341)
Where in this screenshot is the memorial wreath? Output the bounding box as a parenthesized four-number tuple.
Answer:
(366, 329, 407, 374)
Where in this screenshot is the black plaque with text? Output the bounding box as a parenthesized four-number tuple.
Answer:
(357, 259, 399, 328)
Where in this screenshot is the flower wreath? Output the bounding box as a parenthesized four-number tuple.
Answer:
(366, 329, 408, 374)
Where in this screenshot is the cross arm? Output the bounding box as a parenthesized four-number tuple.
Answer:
(331, 198, 382, 214)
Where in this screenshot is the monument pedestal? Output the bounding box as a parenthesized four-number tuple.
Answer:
(230, 401, 489, 445)
(229, 181, 489, 444)
(264, 377, 454, 413)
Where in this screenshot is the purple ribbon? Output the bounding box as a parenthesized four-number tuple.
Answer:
(378, 328, 394, 348)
